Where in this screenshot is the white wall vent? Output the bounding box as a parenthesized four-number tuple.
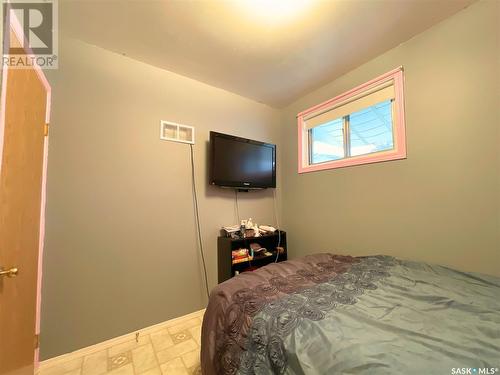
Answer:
(160, 120, 195, 144)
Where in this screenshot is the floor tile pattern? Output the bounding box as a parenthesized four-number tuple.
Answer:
(39, 311, 204, 375)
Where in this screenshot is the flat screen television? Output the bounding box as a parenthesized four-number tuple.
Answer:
(209, 131, 276, 189)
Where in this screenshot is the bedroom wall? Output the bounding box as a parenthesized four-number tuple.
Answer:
(280, 0, 500, 276)
(40, 36, 281, 359)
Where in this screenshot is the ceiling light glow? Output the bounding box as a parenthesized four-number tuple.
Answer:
(235, 0, 314, 25)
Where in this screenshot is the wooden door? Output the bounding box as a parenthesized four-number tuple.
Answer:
(0, 27, 50, 375)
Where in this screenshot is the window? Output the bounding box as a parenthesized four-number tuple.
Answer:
(298, 67, 406, 173)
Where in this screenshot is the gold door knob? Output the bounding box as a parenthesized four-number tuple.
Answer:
(0, 267, 19, 278)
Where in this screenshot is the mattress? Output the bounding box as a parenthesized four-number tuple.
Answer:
(200, 254, 500, 374)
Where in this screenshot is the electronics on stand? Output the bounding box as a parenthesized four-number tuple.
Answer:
(260, 225, 276, 233)
(222, 219, 277, 240)
(218, 223, 286, 283)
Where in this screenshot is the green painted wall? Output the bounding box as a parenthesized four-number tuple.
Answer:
(40, 37, 281, 359)
(280, 0, 499, 276)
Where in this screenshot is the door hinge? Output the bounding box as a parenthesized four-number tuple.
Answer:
(44, 123, 49, 137)
(34, 334, 40, 349)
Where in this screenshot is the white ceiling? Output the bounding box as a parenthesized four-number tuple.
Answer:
(60, 0, 475, 107)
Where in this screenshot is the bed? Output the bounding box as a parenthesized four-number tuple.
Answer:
(200, 253, 500, 374)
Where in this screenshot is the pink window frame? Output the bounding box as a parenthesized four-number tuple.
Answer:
(297, 67, 406, 173)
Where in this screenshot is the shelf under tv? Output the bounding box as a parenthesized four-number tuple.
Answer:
(217, 230, 287, 283)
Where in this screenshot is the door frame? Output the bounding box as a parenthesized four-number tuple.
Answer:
(0, 12, 52, 368)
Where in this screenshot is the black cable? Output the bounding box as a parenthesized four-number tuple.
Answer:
(189, 144, 210, 300)
(235, 189, 240, 224)
(273, 189, 281, 263)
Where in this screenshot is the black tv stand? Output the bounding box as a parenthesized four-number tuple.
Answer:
(217, 230, 287, 283)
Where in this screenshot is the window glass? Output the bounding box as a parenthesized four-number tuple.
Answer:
(349, 100, 394, 157)
(310, 118, 344, 164)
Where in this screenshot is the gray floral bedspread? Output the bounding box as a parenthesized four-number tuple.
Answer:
(200, 254, 500, 374)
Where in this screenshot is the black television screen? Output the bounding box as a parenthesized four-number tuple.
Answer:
(209, 132, 276, 189)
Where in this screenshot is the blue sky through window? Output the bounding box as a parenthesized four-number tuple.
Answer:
(310, 118, 344, 164)
(350, 100, 393, 156)
(310, 100, 393, 164)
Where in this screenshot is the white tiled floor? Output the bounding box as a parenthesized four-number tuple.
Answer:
(38, 311, 204, 375)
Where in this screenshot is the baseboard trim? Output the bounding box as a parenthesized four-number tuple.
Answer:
(38, 308, 205, 371)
